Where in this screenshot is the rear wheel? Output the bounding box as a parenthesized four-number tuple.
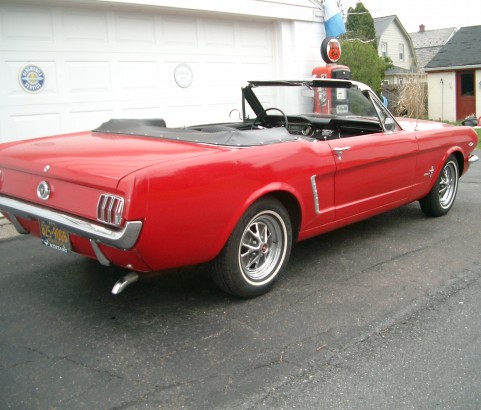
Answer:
(212, 197, 292, 298)
(419, 155, 459, 217)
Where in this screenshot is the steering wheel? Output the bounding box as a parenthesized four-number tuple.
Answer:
(252, 107, 289, 130)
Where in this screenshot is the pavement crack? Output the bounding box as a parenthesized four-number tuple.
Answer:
(0, 341, 124, 382)
(359, 245, 431, 274)
(248, 265, 481, 409)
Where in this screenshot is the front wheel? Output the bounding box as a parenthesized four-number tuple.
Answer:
(212, 197, 292, 298)
(419, 155, 459, 217)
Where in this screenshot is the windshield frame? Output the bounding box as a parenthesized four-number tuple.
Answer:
(242, 79, 401, 133)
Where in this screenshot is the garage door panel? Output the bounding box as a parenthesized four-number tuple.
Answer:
(115, 13, 156, 46)
(9, 113, 61, 141)
(117, 61, 160, 92)
(62, 10, 109, 43)
(204, 22, 236, 48)
(162, 16, 198, 48)
(166, 105, 203, 127)
(119, 106, 165, 119)
(239, 23, 273, 52)
(204, 87, 240, 105)
(67, 110, 115, 132)
(239, 61, 274, 82)
(1, 5, 54, 44)
(203, 62, 238, 85)
(65, 61, 111, 94)
(5, 61, 58, 98)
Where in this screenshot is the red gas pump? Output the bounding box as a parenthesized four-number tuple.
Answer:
(312, 37, 351, 114)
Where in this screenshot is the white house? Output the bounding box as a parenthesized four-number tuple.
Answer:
(0, 0, 330, 142)
(373, 15, 417, 85)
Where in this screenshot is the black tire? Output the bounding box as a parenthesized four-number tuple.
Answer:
(212, 197, 292, 298)
(419, 155, 459, 217)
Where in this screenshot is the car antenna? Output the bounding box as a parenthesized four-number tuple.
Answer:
(415, 73, 420, 131)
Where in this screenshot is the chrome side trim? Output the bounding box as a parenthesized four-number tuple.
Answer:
(0, 196, 142, 250)
(310, 175, 321, 215)
(468, 154, 479, 164)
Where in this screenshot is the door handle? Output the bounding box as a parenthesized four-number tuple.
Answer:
(333, 146, 351, 160)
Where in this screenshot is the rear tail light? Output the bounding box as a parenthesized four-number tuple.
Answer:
(97, 194, 124, 227)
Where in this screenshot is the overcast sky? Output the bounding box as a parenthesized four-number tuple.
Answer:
(341, 0, 480, 33)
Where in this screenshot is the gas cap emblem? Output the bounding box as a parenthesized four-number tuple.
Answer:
(37, 181, 51, 200)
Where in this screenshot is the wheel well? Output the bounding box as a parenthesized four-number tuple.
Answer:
(267, 191, 301, 242)
(452, 151, 464, 175)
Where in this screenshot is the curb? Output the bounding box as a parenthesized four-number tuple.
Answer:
(0, 215, 20, 240)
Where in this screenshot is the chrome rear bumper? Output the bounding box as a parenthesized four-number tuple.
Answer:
(0, 196, 142, 250)
(468, 154, 479, 163)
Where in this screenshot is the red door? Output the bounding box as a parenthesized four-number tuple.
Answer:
(329, 130, 418, 222)
(456, 71, 475, 121)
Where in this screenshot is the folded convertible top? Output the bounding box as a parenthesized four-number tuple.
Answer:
(93, 118, 297, 147)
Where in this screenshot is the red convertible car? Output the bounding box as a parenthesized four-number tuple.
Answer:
(0, 79, 478, 297)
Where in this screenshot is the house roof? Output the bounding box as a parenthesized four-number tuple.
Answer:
(425, 25, 481, 70)
(385, 65, 414, 76)
(373, 15, 396, 44)
(410, 27, 456, 49)
(410, 27, 456, 70)
(373, 15, 417, 70)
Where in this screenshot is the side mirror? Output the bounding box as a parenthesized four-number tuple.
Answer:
(384, 117, 396, 132)
(229, 109, 242, 121)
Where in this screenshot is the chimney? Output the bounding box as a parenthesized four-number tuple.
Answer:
(419, 24, 425, 32)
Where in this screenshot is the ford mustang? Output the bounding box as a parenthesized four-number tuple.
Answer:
(0, 79, 478, 297)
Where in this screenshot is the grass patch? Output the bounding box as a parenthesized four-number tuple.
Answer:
(475, 128, 481, 149)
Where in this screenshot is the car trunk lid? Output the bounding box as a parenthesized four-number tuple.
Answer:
(0, 131, 221, 190)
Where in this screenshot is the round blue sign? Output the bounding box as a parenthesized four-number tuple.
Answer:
(19, 65, 46, 93)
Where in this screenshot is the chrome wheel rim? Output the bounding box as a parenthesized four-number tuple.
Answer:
(439, 160, 458, 209)
(238, 211, 287, 285)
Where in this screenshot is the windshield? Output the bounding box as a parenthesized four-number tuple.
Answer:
(246, 82, 379, 121)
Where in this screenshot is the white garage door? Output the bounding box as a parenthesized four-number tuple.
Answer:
(0, 3, 276, 142)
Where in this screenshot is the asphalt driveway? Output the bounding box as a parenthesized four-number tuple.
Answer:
(1, 151, 480, 409)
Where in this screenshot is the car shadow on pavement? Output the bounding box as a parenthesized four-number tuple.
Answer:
(0, 201, 438, 328)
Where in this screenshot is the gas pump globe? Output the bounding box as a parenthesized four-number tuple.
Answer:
(312, 37, 351, 114)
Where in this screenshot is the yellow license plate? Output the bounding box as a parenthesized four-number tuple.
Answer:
(39, 220, 71, 253)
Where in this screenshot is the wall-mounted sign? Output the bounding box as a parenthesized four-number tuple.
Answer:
(174, 63, 193, 88)
(19, 65, 46, 93)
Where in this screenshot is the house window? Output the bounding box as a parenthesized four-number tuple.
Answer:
(381, 42, 388, 58)
(399, 44, 404, 61)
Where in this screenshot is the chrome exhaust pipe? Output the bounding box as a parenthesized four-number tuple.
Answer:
(112, 272, 139, 295)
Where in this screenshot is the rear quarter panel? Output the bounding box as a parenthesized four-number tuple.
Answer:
(134, 140, 336, 270)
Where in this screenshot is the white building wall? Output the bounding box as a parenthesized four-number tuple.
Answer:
(476, 69, 481, 118)
(0, 0, 325, 142)
(427, 72, 456, 122)
(428, 69, 481, 122)
(379, 24, 414, 71)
